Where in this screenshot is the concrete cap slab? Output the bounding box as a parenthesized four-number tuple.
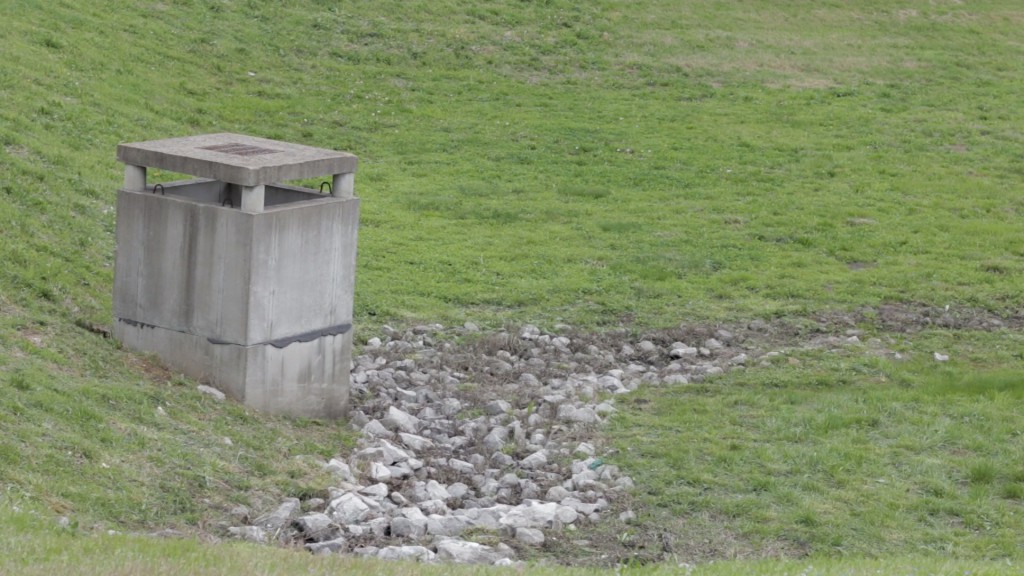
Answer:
(117, 133, 357, 187)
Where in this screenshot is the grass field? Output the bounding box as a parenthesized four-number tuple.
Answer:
(2, 0, 1024, 573)
(611, 332, 1024, 561)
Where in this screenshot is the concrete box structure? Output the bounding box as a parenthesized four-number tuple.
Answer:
(113, 133, 358, 418)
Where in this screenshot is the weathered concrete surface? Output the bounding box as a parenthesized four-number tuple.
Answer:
(113, 134, 359, 418)
(113, 320, 351, 419)
(117, 133, 357, 188)
(113, 187, 359, 346)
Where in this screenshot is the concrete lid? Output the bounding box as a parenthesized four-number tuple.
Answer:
(117, 133, 357, 187)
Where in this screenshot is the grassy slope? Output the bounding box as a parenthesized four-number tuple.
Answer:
(2, 0, 1024, 572)
(3, 0, 1024, 329)
(611, 334, 1024, 560)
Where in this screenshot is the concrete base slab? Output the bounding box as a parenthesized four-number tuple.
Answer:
(115, 319, 350, 419)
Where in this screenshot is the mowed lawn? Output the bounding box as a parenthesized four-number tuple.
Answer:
(1, 0, 1024, 573)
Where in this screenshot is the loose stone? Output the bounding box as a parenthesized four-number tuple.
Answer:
(369, 462, 392, 482)
(294, 513, 339, 543)
(255, 498, 300, 531)
(515, 527, 546, 545)
(376, 545, 435, 562)
(328, 493, 373, 524)
(305, 536, 348, 555)
(520, 449, 548, 469)
(390, 517, 427, 539)
(382, 406, 420, 434)
(435, 538, 507, 565)
(362, 419, 394, 440)
(246, 320, 824, 563)
(484, 400, 512, 415)
(196, 384, 226, 401)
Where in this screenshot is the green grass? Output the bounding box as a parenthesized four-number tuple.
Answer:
(0, 325, 356, 530)
(4, 0, 1024, 330)
(610, 331, 1024, 560)
(3, 0, 1024, 572)
(1, 501, 1021, 575)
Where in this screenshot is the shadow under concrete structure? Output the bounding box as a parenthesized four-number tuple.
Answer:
(113, 133, 358, 419)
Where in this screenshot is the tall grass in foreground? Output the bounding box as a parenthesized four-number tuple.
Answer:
(1, 500, 1020, 575)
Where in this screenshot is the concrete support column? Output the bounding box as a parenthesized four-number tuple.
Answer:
(240, 184, 265, 213)
(124, 165, 146, 192)
(332, 173, 354, 199)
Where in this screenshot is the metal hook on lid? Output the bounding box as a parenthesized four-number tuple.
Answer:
(152, 183, 165, 195)
(319, 181, 332, 195)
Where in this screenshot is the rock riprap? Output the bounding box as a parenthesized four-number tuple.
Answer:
(229, 320, 896, 564)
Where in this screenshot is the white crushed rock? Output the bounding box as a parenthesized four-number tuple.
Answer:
(229, 319, 897, 565)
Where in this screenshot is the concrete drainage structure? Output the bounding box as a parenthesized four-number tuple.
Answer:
(113, 133, 358, 419)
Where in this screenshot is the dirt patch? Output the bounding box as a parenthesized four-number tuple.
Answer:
(123, 352, 177, 385)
